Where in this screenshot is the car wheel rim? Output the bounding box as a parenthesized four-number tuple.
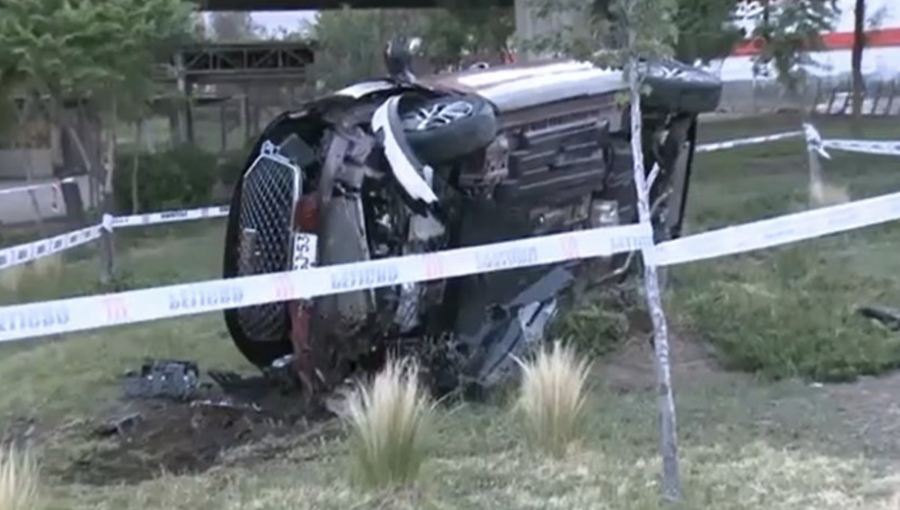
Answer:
(404, 100, 474, 131)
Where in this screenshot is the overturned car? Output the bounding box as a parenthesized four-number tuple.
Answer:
(222, 39, 722, 397)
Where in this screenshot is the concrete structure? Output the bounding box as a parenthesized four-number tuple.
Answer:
(198, 0, 510, 10)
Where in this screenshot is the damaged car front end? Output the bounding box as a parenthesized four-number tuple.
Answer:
(222, 40, 723, 398)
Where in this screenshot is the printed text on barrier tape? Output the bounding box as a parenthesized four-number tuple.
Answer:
(0, 224, 653, 342)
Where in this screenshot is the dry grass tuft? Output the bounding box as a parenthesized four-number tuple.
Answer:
(515, 340, 592, 458)
(0, 266, 24, 293)
(31, 254, 63, 279)
(0, 254, 63, 294)
(0, 444, 39, 510)
(342, 357, 435, 490)
(809, 180, 850, 206)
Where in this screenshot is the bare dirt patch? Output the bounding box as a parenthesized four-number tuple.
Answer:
(597, 319, 719, 393)
(53, 377, 337, 486)
(823, 373, 900, 461)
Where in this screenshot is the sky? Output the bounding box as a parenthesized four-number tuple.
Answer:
(251, 10, 318, 33)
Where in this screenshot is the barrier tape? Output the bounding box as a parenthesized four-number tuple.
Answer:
(655, 189, 900, 266)
(6, 183, 900, 343)
(0, 223, 653, 342)
(0, 205, 230, 272)
(695, 131, 803, 153)
(821, 139, 900, 157)
(111, 205, 230, 228)
(0, 177, 76, 197)
(0, 225, 102, 272)
(3, 126, 900, 342)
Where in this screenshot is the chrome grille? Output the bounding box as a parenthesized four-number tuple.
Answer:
(235, 153, 300, 343)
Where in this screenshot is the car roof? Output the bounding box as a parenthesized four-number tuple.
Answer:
(418, 59, 627, 112)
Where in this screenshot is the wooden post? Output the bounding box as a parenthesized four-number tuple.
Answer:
(219, 102, 227, 153)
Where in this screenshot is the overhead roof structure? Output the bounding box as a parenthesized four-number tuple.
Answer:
(197, 0, 511, 11)
(160, 41, 316, 84)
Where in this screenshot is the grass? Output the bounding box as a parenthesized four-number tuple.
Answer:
(515, 341, 592, 458)
(0, 445, 39, 510)
(671, 114, 900, 381)
(342, 358, 434, 489)
(0, 220, 252, 420)
(2, 113, 900, 508)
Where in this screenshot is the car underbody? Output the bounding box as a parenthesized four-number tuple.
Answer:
(222, 48, 722, 400)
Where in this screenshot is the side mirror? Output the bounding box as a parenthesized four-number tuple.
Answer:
(384, 36, 421, 83)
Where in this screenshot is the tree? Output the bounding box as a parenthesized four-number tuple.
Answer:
(674, 0, 745, 64)
(0, 0, 194, 283)
(751, 0, 838, 96)
(209, 11, 260, 42)
(309, 4, 514, 91)
(850, 0, 865, 132)
(527, 0, 682, 500)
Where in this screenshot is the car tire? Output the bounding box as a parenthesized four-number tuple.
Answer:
(401, 95, 499, 165)
(643, 60, 722, 114)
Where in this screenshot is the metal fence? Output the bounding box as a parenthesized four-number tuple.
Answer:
(716, 77, 900, 118)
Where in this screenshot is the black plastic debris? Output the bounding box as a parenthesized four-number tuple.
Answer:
(123, 359, 201, 400)
(857, 305, 900, 331)
(95, 412, 142, 437)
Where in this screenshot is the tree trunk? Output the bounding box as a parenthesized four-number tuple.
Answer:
(61, 101, 115, 285)
(97, 99, 118, 286)
(627, 61, 682, 502)
(850, 0, 866, 134)
(132, 119, 143, 214)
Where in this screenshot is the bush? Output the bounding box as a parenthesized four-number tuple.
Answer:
(550, 288, 632, 360)
(673, 245, 900, 382)
(114, 145, 219, 213)
(220, 138, 257, 187)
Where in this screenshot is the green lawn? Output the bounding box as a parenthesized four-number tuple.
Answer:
(3, 114, 900, 509)
(677, 114, 900, 381)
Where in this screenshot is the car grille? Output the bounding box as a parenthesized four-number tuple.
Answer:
(235, 153, 300, 343)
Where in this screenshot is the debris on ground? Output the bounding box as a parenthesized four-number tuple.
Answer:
(51, 359, 334, 486)
(123, 359, 204, 400)
(857, 305, 900, 331)
(94, 412, 143, 437)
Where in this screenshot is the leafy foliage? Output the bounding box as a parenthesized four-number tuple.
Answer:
(751, 0, 838, 92)
(114, 146, 218, 213)
(550, 289, 632, 359)
(208, 12, 260, 43)
(0, 0, 194, 108)
(526, 0, 678, 67)
(674, 0, 746, 64)
(310, 3, 513, 91)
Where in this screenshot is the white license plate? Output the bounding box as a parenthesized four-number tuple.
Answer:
(292, 232, 318, 270)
